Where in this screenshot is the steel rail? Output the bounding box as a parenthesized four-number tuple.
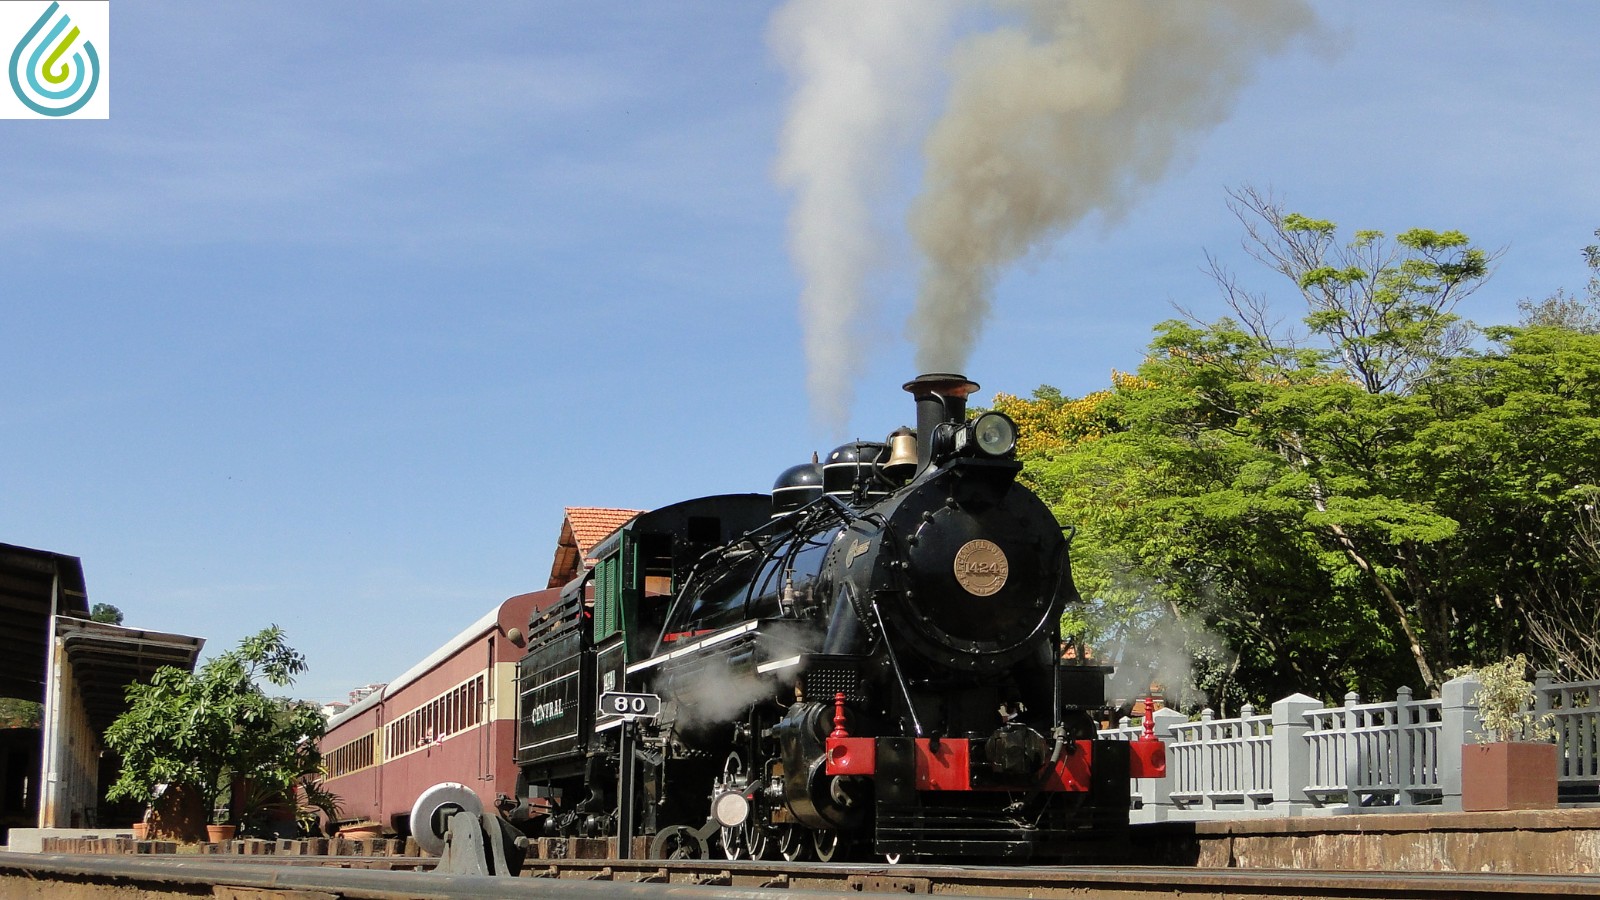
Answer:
(5, 852, 1600, 899)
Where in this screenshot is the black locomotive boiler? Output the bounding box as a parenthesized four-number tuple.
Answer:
(511, 374, 1164, 862)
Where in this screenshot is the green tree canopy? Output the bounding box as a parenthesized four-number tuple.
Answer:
(1018, 199, 1600, 706)
(104, 626, 327, 830)
(0, 698, 43, 728)
(90, 603, 124, 625)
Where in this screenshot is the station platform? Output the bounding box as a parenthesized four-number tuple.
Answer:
(3, 828, 136, 854)
(1138, 807, 1600, 874)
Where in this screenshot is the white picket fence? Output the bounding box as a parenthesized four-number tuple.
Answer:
(1100, 672, 1600, 821)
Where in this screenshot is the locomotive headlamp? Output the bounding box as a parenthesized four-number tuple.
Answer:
(970, 412, 1018, 457)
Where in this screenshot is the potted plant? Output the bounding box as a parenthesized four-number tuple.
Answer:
(104, 627, 328, 843)
(1450, 654, 1558, 811)
(206, 809, 238, 844)
(295, 778, 344, 837)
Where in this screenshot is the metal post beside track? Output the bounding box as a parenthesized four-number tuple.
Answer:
(600, 691, 660, 861)
(618, 719, 636, 860)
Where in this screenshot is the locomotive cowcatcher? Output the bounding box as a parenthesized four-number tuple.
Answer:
(511, 374, 1164, 862)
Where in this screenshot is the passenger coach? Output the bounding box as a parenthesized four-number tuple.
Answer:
(319, 590, 557, 833)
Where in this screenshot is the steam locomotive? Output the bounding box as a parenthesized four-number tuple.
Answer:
(511, 374, 1163, 862)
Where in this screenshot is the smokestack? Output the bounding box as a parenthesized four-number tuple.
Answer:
(902, 373, 978, 472)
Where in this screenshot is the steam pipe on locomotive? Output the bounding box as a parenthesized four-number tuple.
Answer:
(503, 373, 1165, 864)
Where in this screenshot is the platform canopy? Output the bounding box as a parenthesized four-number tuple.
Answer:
(0, 543, 88, 703)
(54, 619, 205, 735)
(0, 541, 204, 729)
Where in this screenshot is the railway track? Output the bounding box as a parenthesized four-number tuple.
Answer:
(5, 852, 1600, 899)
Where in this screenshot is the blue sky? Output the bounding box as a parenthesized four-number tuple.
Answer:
(4, 1, 1597, 704)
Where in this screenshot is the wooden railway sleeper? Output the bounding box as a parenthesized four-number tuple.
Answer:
(690, 869, 734, 885)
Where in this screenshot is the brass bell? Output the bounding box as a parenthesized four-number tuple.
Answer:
(883, 427, 918, 478)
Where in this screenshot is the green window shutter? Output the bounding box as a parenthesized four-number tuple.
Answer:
(621, 541, 638, 636)
(595, 557, 616, 640)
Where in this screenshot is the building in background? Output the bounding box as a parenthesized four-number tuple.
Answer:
(0, 543, 203, 841)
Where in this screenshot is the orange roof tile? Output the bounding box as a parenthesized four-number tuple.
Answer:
(568, 507, 642, 558)
(547, 506, 644, 589)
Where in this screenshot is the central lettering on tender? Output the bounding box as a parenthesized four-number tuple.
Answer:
(953, 539, 1009, 596)
(527, 699, 565, 726)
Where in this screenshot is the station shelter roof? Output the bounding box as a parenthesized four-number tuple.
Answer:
(0, 543, 88, 703)
(1, 540, 204, 735)
(546, 507, 643, 589)
(55, 618, 205, 736)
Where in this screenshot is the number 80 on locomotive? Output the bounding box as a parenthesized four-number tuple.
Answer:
(600, 691, 661, 721)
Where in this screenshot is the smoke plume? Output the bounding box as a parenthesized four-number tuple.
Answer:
(771, 0, 1314, 416)
(911, 0, 1313, 373)
(769, 0, 957, 427)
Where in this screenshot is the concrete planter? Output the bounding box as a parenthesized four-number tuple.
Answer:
(1461, 742, 1557, 811)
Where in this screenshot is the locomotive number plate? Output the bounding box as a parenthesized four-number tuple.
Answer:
(953, 539, 1009, 596)
(600, 691, 661, 720)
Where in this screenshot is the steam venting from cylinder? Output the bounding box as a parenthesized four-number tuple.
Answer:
(771, 1, 1315, 420)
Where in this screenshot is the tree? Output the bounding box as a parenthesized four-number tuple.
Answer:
(0, 698, 43, 728)
(1425, 325, 1600, 679)
(103, 626, 327, 838)
(90, 603, 124, 625)
(1517, 228, 1600, 334)
(1016, 197, 1600, 705)
(1520, 497, 1600, 681)
(1033, 321, 1435, 705)
(1206, 185, 1497, 395)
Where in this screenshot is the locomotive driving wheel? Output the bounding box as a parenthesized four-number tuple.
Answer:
(812, 828, 850, 863)
(744, 820, 780, 860)
(718, 752, 748, 861)
(650, 825, 708, 860)
(777, 824, 809, 862)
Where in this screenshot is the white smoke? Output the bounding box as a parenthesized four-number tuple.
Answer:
(1103, 603, 1229, 713)
(770, 0, 1315, 414)
(910, 0, 1314, 373)
(666, 655, 779, 731)
(664, 622, 824, 730)
(769, 0, 959, 428)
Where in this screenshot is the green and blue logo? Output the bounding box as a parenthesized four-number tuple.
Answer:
(8, 1, 104, 118)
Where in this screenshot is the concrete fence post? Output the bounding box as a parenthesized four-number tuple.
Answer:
(1143, 707, 1187, 817)
(1534, 670, 1556, 718)
(1238, 703, 1256, 800)
(1439, 675, 1482, 812)
(1342, 691, 1362, 810)
(1534, 669, 1560, 790)
(1270, 693, 1321, 815)
(1395, 686, 1413, 806)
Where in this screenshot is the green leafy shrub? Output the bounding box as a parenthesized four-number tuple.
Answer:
(1448, 654, 1556, 743)
(104, 626, 328, 834)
